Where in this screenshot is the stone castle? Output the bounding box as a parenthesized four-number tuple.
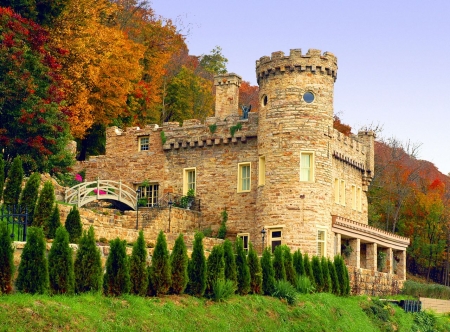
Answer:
(77, 48, 409, 291)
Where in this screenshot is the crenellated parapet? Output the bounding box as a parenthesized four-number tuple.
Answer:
(161, 113, 258, 150)
(256, 49, 338, 84)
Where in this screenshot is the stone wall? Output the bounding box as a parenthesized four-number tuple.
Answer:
(348, 266, 404, 296)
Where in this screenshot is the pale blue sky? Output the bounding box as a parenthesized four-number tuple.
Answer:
(152, 0, 450, 175)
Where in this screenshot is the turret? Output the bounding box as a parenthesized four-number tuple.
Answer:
(214, 73, 242, 120)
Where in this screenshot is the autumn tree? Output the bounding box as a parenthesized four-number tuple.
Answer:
(239, 81, 259, 115)
(0, 0, 68, 26)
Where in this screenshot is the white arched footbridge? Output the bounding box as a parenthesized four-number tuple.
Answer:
(65, 180, 137, 210)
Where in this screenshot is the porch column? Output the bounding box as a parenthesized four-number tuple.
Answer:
(366, 243, 377, 271)
(379, 248, 393, 273)
(349, 238, 360, 269)
(397, 250, 406, 280)
(335, 234, 341, 256)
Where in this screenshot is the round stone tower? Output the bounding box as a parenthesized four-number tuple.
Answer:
(255, 49, 338, 256)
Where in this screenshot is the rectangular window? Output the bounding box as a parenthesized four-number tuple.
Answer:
(317, 229, 326, 256)
(270, 229, 282, 253)
(300, 152, 314, 182)
(183, 168, 196, 195)
(351, 185, 357, 210)
(357, 187, 362, 212)
(339, 180, 346, 206)
(139, 136, 149, 151)
(258, 156, 266, 186)
(238, 162, 251, 192)
(334, 178, 340, 204)
(237, 233, 249, 253)
(138, 184, 159, 207)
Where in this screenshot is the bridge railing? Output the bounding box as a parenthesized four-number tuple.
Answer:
(65, 179, 137, 210)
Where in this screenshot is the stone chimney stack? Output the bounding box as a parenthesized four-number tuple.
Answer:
(214, 73, 242, 120)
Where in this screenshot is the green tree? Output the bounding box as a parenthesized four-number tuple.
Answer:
(293, 249, 305, 276)
(0, 222, 14, 294)
(0, 154, 5, 202)
(261, 247, 275, 295)
(152, 231, 171, 296)
(129, 231, 148, 296)
(199, 46, 228, 75)
(273, 245, 286, 281)
(48, 204, 62, 239)
(217, 209, 227, 239)
(235, 237, 250, 295)
(48, 226, 74, 294)
(311, 256, 324, 292)
(321, 256, 332, 293)
(147, 266, 156, 297)
(334, 255, 348, 296)
(247, 243, 262, 294)
(303, 253, 315, 287)
(170, 234, 188, 295)
(283, 246, 296, 285)
(65, 205, 82, 243)
(223, 239, 237, 285)
(328, 258, 340, 295)
(103, 238, 130, 296)
(74, 226, 102, 293)
(206, 244, 225, 295)
(16, 227, 49, 294)
(3, 156, 23, 206)
(33, 181, 55, 235)
(187, 232, 207, 296)
(19, 172, 41, 225)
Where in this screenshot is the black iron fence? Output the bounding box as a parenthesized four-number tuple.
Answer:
(1, 205, 28, 241)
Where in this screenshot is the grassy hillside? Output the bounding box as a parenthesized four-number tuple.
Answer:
(1, 293, 449, 331)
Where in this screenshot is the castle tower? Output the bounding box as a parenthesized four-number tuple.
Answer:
(214, 73, 242, 120)
(255, 49, 338, 256)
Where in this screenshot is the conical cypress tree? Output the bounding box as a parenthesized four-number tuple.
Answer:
(130, 231, 148, 296)
(187, 232, 206, 297)
(3, 156, 23, 206)
(247, 243, 262, 294)
(33, 181, 55, 236)
(261, 247, 275, 295)
(74, 226, 102, 293)
(303, 253, 315, 287)
(0, 153, 5, 201)
(47, 204, 61, 239)
(311, 256, 324, 292)
(223, 239, 237, 285)
(321, 256, 332, 293)
(48, 226, 74, 294)
(0, 222, 14, 294)
(343, 261, 351, 295)
(206, 244, 225, 295)
(152, 231, 171, 296)
(147, 265, 156, 296)
(283, 246, 296, 286)
(334, 255, 347, 296)
(273, 245, 286, 281)
(103, 238, 130, 296)
(235, 237, 250, 295)
(293, 249, 305, 276)
(328, 258, 340, 295)
(170, 234, 188, 295)
(65, 205, 82, 243)
(16, 227, 49, 294)
(19, 172, 40, 225)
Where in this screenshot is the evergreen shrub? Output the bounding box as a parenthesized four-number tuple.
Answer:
(152, 231, 171, 295)
(293, 249, 304, 276)
(283, 246, 296, 285)
(19, 172, 40, 225)
(321, 256, 332, 293)
(217, 209, 227, 239)
(3, 156, 23, 205)
(0, 153, 4, 201)
(0, 222, 14, 294)
(311, 256, 324, 292)
(187, 232, 206, 296)
(33, 181, 55, 235)
(303, 253, 315, 287)
(47, 204, 61, 239)
(273, 280, 298, 305)
(65, 205, 82, 243)
(48, 226, 74, 294)
(247, 243, 262, 294)
(206, 244, 225, 295)
(328, 258, 340, 295)
(212, 279, 235, 302)
(170, 234, 188, 294)
(130, 231, 148, 296)
(261, 247, 275, 295)
(223, 239, 237, 285)
(235, 237, 250, 295)
(103, 238, 130, 296)
(273, 245, 286, 281)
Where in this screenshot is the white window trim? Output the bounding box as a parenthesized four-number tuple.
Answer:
(269, 228, 283, 252)
(237, 162, 251, 193)
(357, 186, 362, 212)
(317, 227, 327, 257)
(258, 156, 266, 187)
(339, 179, 346, 206)
(237, 233, 250, 252)
(138, 136, 149, 151)
(351, 185, 357, 210)
(300, 151, 315, 182)
(334, 178, 340, 204)
(138, 183, 159, 207)
(183, 167, 196, 195)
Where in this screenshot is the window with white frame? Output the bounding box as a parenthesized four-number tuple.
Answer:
(339, 180, 346, 205)
(258, 156, 265, 186)
(357, 187, 362, 212)
(138, 136, 149, 151)
(183, 168, 196, 195)
(270, 229, 282, 253)
(238, 162, 251, 192)
(334, 178, 340, 204)
(351, 185, 357, 210)
(237, 233, 250, 253)
(300, 152, 314, 182)
(317, 229, 326, 256)
(138, 184, 159, 207)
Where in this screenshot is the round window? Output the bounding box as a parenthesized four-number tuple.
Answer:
(303, 92, 315, 103)
(262, 95, 268, 106)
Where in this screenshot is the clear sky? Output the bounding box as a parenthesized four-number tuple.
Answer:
(151, 0, 450, 175)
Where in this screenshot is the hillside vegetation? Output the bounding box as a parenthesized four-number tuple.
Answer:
(0, 292, 449, 332)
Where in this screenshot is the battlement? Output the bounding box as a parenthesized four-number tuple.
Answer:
(256, 48, 338, 82)
(214, 73, 242, 87)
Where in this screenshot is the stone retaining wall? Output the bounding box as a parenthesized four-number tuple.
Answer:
(348, 266, 404, 296)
